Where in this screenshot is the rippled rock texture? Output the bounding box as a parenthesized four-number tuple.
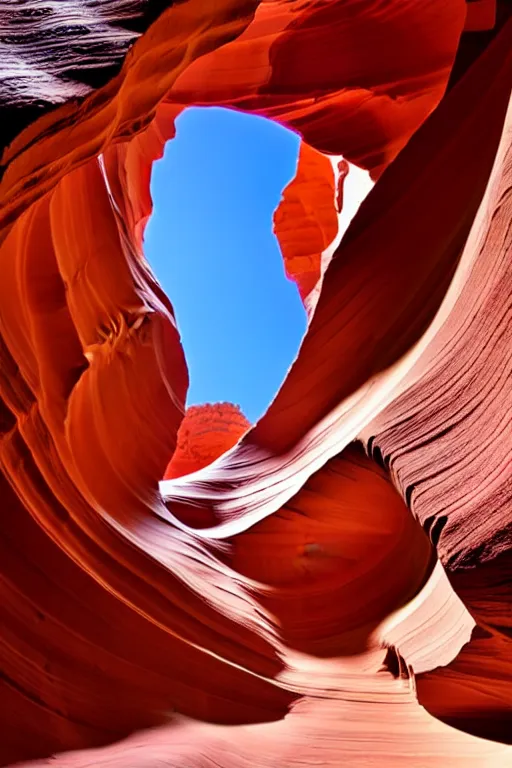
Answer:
(164, 403, 251, 480)
(0, 0, 511, 766)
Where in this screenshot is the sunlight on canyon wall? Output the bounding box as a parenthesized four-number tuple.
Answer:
(0, 0, 511, 766)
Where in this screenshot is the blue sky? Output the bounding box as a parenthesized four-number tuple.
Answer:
(144, 107, 306, 423)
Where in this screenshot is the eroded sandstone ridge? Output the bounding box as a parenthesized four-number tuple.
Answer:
(164, 403, 251, 481)
(0, 0, 511, 766)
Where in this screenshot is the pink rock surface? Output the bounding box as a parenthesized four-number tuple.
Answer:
(0, 1, 510, 766)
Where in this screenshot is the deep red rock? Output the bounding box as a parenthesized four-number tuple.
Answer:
(0, 1, 511, 766)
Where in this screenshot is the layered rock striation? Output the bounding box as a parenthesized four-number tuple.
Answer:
(0, 1, 510, 766)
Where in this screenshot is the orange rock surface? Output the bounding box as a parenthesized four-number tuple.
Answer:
(164, 403, 251, 480)
(272, 143, 341, 306)
(167, 0, 466, 175)
(0, 0, 511, 766)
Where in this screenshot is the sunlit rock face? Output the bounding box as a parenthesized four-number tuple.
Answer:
(164, 403, 251, 480)
(0, 0, 511, 766)
(272, 143, 342, 312)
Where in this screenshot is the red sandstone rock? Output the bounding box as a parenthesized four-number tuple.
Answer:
(0, 1, 511, 766)
(164, 403, 251, 480)
(273, 143, 340, 307)
(168, 0, 466, 175)
(464, 0, 496, 31)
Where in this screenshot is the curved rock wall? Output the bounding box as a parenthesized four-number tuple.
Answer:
(0, 1, 510, 766)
